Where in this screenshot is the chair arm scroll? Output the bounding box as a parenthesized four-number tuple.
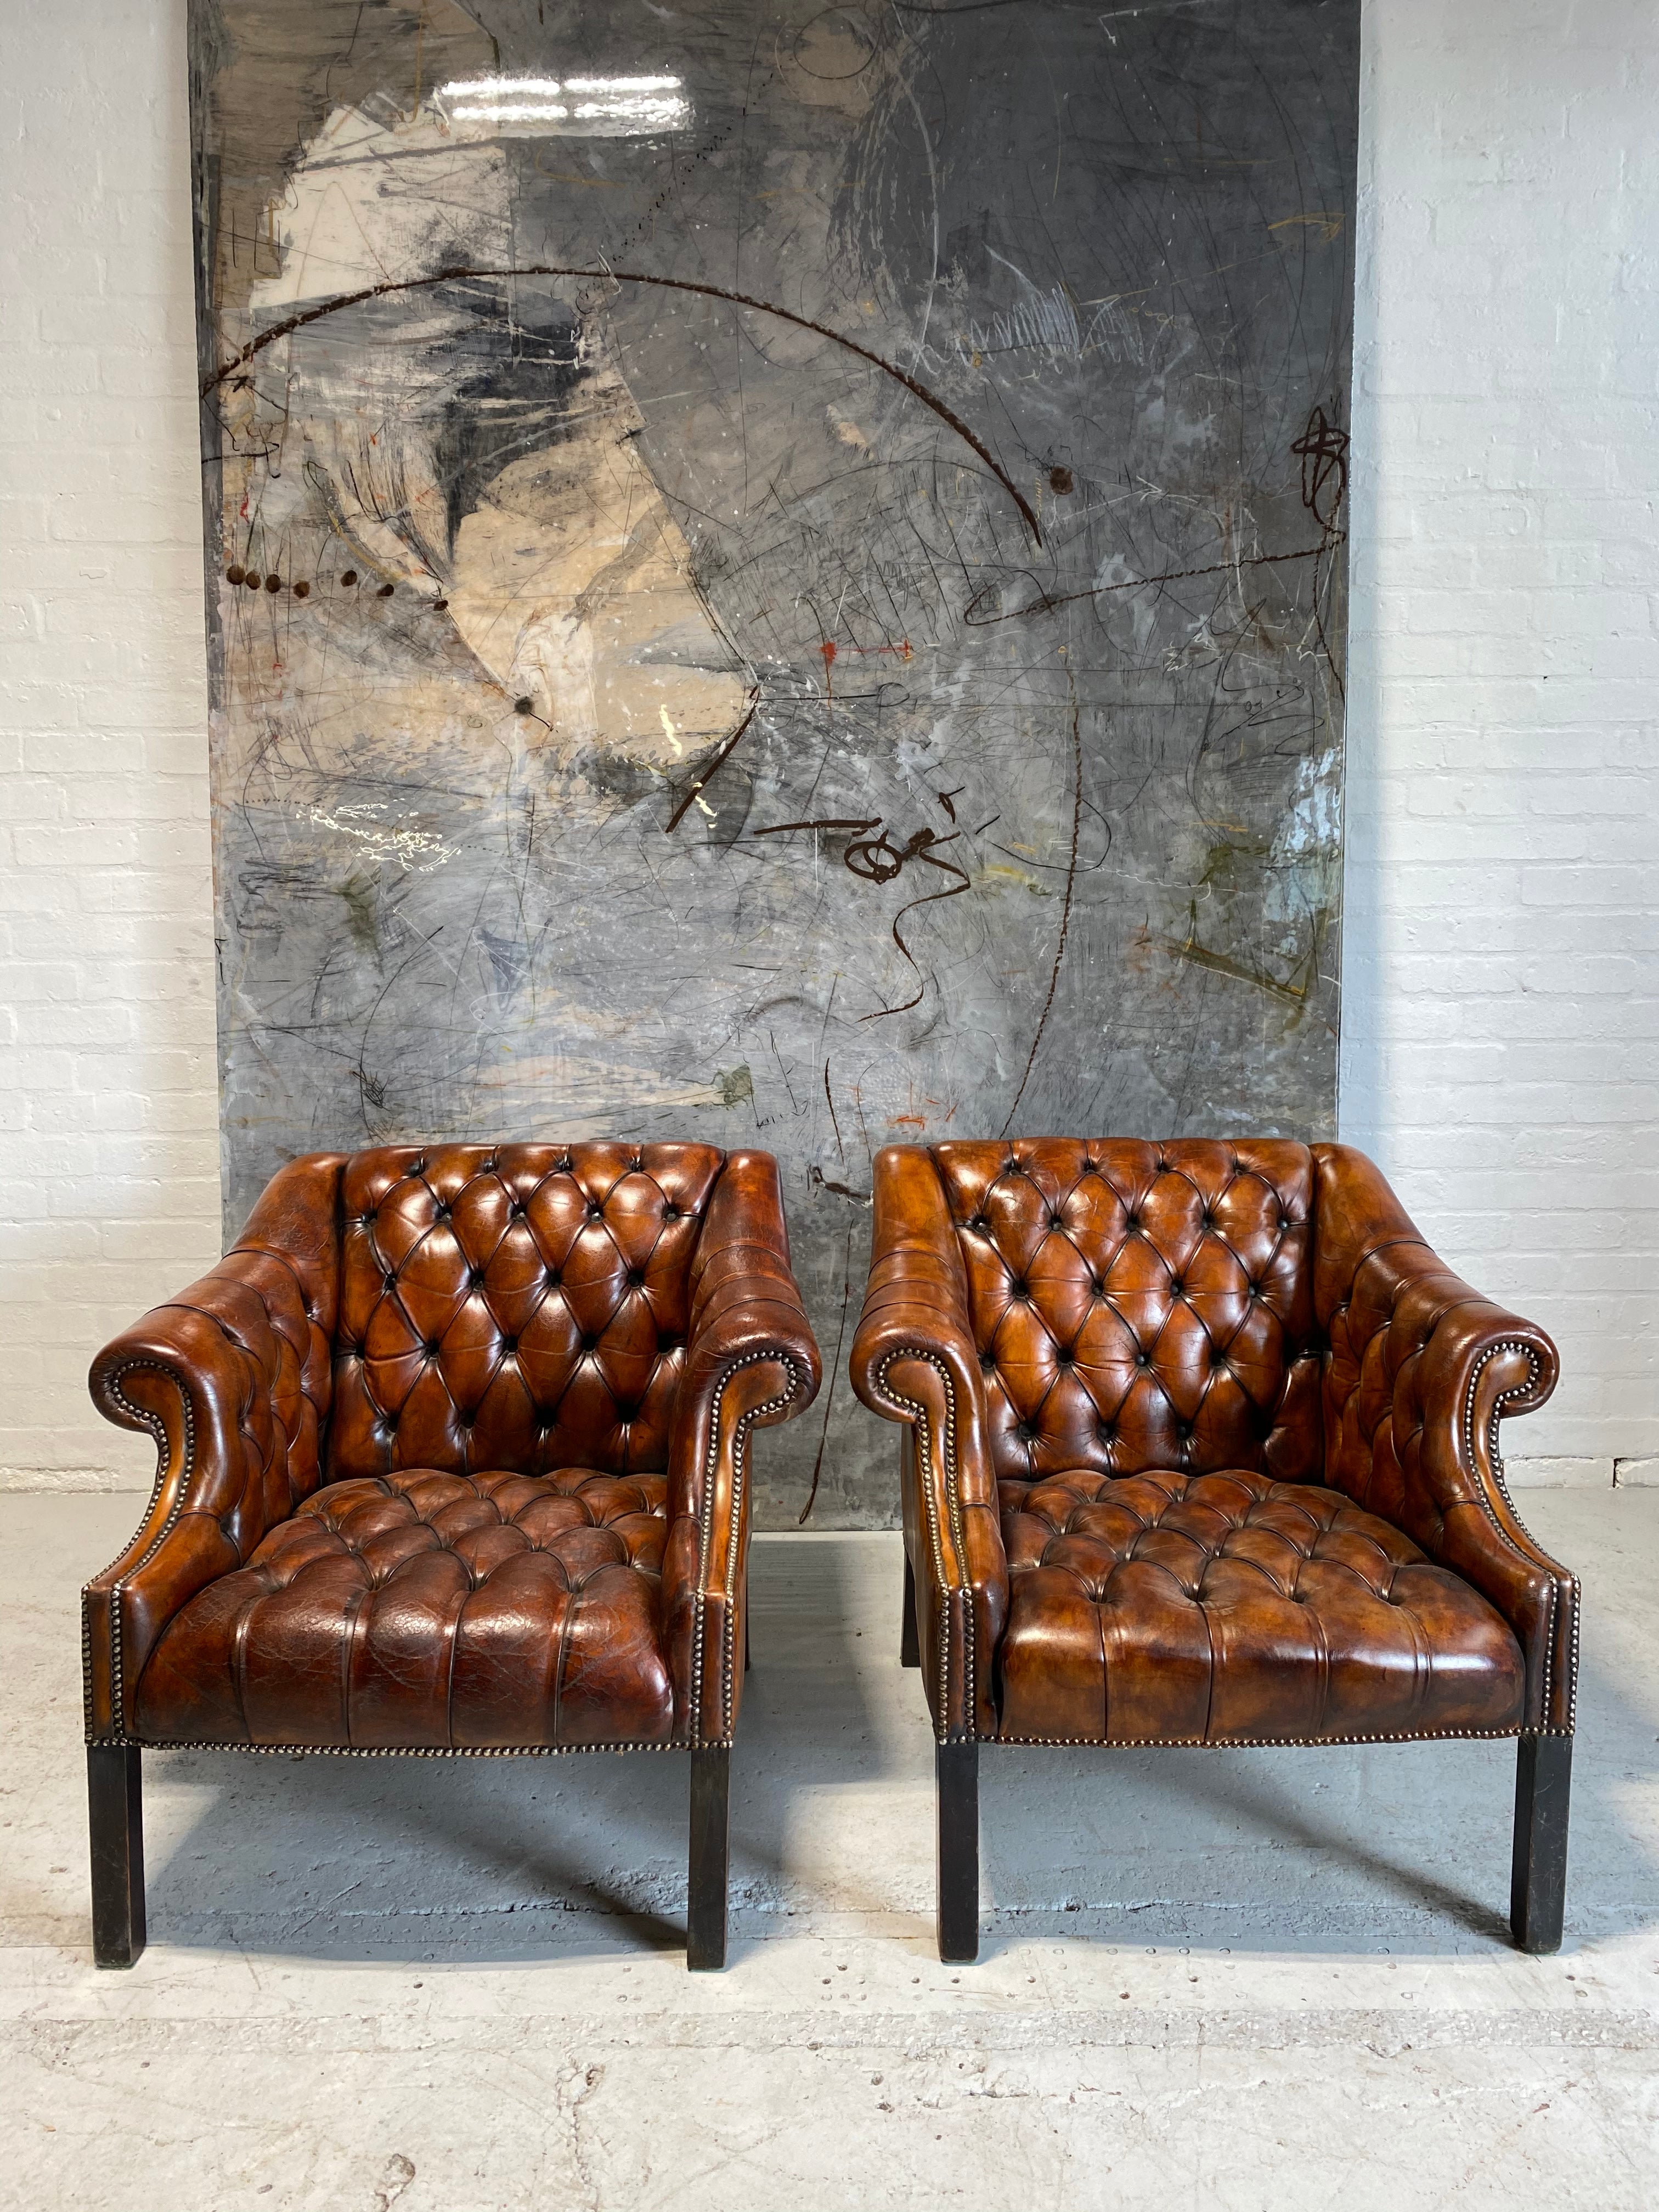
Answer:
(82, 1155, 343, 1740)
(665, 1150, 822, 1746)
(849, 1148, 1009, 1741)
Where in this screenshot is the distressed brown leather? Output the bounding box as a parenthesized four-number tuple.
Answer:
(847, 1145, 1008, 1736)
(86, 1144, 819, 1750)
(850, 1139, 1574, 1745)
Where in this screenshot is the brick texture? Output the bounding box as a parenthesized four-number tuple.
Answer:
(1342, 1, 1659, 1485)
(1, 1, 217, 1487)
(2, 0, 1655, 1490)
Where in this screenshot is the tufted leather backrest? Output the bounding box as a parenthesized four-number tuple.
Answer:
(932, 1139, 1324, 1483)
(327, 1142, 726, 1482)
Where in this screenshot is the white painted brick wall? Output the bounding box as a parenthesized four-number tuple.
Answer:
(1, 0, 1654, 1491)
(1342, 0, 1659, 1486)
(1, 0, 218, 1488)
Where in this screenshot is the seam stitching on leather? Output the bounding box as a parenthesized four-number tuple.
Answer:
(873, 1347, 974, 1743)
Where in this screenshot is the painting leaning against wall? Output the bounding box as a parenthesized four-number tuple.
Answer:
(190, 0, 1358, 1524)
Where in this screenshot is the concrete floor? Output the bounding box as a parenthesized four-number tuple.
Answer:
(3, 1491, 1656, 2210)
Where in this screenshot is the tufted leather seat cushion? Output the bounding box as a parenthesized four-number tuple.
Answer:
(132, 1466, 674, 1749)
(997, 1466, 1526, 1743)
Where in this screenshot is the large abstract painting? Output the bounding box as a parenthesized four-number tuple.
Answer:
(191, 0, 1357, 1523)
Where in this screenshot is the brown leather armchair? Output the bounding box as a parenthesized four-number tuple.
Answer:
(850, 1140, 1576, 1962)
(83, 1142, 820, 1971)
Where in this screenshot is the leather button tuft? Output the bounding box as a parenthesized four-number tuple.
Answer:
(582, 1334, 598, 1352)
(627, 1269, 645, 1287)
(424, 1341, 440, 1359)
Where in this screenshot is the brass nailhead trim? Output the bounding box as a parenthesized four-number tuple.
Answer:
(84, 1359, 199, 1743)
(688, 1351, 801, 1750)
(86, 1736, 682, 1758)
(875, 1347, 974, 1745)
(990, 1725, 1571, 1749)
(1463, 1338, 1579, 1733)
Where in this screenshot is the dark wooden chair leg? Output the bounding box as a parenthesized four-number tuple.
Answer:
(901, 1548, 921, 1668)
(1511, 1733, 1572, 1954)
(687, 1745, 731, 1972)
(936, 1738, 979, 1963)
(87, 1743, 145, 1968)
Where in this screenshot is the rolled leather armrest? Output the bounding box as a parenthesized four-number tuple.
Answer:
(664, 1149, 821, 1746)
(1313, 1143, 1575, 1732)
(848, 1146, 1009, 1741)
(82, 1156, 343, 1740)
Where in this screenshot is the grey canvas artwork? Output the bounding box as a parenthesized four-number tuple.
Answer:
(191, 0, 1357, 1523)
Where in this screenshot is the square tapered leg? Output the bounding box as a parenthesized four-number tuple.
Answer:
(1511, 1733, 1571, 1954)
(687, 1746, 731, 1972)
(87, 1743, 145, 1968)
(936, 1739, 979, 1963)
(901, 1549, 921, 1668)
